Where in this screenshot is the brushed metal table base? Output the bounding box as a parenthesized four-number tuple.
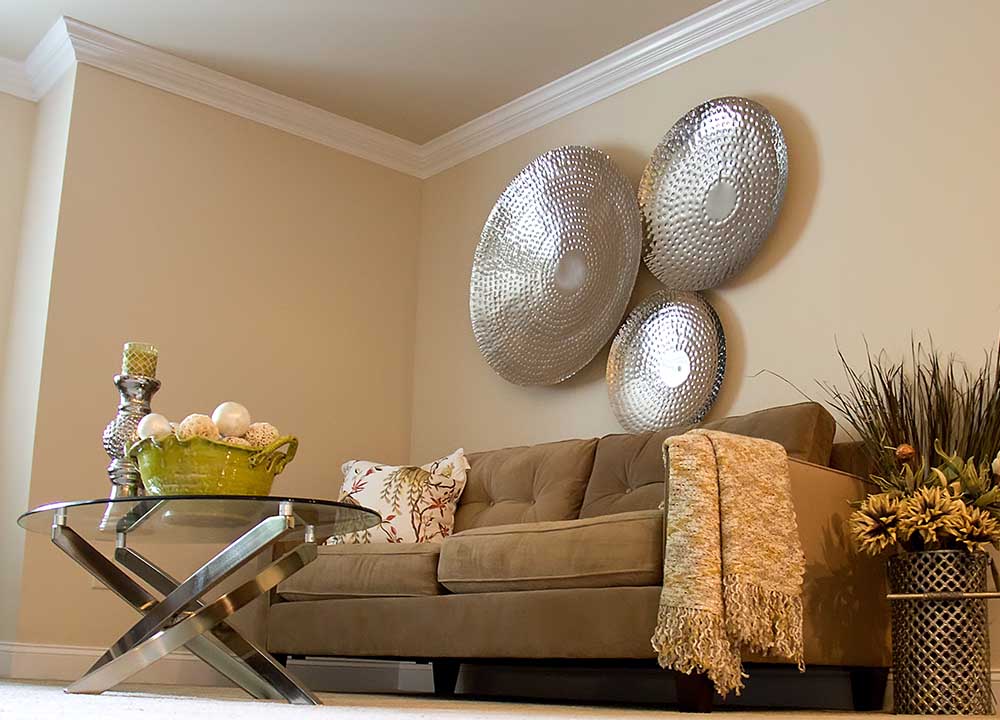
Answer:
(49, 504, 321, 705)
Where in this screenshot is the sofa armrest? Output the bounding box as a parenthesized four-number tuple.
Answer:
(784, 458, 890, 667)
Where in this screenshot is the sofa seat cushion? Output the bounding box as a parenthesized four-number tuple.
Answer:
(277, 543, 443, 600)
(438, 509, 662, 594)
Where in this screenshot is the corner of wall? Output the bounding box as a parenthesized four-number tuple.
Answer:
(406, 177, 431, 464)
(0, 64, 77, 642)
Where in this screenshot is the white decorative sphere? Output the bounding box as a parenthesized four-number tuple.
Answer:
(244, 422, 280, 448)
(176, 413, 221, 441)
(223, 436, 252, 448)
(137, 413, 173, 441)
(212, 401, 251, 437)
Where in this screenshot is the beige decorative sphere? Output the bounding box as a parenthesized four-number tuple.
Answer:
(223, 436, 252, 448)
(212, 402, 251, 438)
(244, 422, 280, 448)
(176, 413, 221, 441)
(137, 413, 173, 441)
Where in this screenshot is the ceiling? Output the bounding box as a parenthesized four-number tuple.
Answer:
(0, 0, 717, 143)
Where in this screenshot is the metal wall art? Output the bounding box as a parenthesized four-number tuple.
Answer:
(638, 97, 788, 291)
(470, 145, 641, 385)
(607, 291, 726, 433)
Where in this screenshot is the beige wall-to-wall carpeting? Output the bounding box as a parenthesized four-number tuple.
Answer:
(0, 680, 876, 719)
(12, 65, 423, 647)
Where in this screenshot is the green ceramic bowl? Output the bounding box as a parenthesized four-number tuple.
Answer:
(130, 434, 298, 496)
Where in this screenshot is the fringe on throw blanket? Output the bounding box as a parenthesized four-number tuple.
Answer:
(651, 430, 805, 696)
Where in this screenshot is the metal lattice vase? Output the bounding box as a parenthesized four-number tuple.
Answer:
(886, 550, 992, 714)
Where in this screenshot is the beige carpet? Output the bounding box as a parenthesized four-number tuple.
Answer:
(0, 679, 880, 718)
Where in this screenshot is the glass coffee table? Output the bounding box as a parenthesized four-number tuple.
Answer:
(18, 495, 379, 705)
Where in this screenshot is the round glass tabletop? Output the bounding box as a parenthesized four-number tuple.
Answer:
(18, 495, 380, 544)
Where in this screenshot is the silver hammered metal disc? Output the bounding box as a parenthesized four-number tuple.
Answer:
(607, 290, 726, 433)
(639, 97, 787, 290)
(471, 145, 641, 385)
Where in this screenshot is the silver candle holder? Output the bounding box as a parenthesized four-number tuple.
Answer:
(102, 343, 161, 499)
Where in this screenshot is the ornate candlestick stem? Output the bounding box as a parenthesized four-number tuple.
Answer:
(102, 375, 161, 498)
(102, 342, 161, 499)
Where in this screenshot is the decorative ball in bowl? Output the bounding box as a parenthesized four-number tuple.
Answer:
(129, 403, 297, 496)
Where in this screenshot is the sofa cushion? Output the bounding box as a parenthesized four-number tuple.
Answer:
(276, 543, 443, 600)
(579, 402, 836, 518)
(438, 509, 662, 593)
(454, 438, 598, 532)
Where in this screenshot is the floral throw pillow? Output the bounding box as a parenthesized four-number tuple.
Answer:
(330, 448, 470, 544)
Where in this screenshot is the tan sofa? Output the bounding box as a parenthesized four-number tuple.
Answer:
(267, 402, 890, 712)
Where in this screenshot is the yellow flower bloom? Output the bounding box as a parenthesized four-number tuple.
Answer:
(949, 503, 1000, 552)
(850, 493, 901, 556)
(898, 486, 963, 548)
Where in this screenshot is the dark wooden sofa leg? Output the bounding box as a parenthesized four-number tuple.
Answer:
(676, 671, 714, 713)
(849, 667, 889, 711)
(432, 660, 461, 696)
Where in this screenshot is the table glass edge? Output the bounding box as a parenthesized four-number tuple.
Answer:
(18, 495, 380, 532)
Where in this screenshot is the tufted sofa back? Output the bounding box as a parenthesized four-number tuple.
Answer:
(453, 403, 837, 529)
(578, 402, 837, 518)
(454, 438, 597, 532)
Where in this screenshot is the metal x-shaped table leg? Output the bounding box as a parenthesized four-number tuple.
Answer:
(89, 512, 293, 673)
(114, 545, 316, 703)
(50, 507, 321, 705)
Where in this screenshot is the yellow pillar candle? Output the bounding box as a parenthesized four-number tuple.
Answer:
(122, 342, 158, 378)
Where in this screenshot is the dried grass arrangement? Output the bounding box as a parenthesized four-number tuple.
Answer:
(822, 339, 1000, 556)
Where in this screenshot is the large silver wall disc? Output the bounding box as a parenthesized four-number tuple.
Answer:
(639, 97, 787, 290)
(471, 145, 641, 386)
(607, 290, 726, 433)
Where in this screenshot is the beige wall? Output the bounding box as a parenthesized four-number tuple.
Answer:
(15, 65, 422, 645)
(410, 0, 1000, 667)
(6, 0, 1000, 668)
(410, 0, 1000, 459)
(0, 76, 72, 642)
(0, 90, 39, 641)
(0, 93, 36, 397)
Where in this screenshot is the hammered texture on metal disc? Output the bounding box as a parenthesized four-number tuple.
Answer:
(639, 97, 787, 290)
(471, 145, 642, 385)
(607, 290, 726, 433)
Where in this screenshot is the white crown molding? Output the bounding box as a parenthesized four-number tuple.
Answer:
(418, 0, 827, 176)
(46, 18, 425, 176)
(25, 17, 76, 100)
(11, 0, 826, 178)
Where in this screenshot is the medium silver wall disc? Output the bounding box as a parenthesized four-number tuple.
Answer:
(471, 145, 641, 386)
(607, 290, 726, 433)
(639, 97, 787, 290)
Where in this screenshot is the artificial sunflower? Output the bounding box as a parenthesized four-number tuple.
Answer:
(897, 486, 963, 549)
(850, 493, 902, 556)
(949, 503, 1000, 552)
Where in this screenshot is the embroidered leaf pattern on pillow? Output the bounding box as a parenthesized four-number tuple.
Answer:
(330, 449, 470, 545)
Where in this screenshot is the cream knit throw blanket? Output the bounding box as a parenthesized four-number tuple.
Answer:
(651, 430, 805, 696)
